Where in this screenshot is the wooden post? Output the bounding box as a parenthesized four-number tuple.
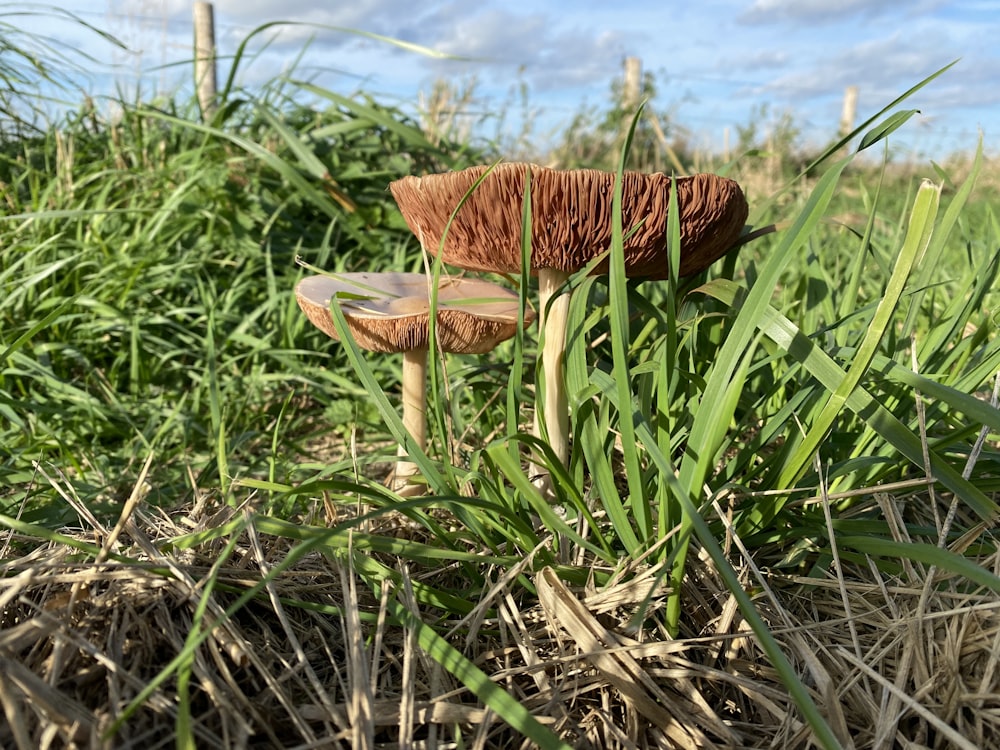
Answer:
(840, 85, 858, 137)
(622, 56, 642, 113)
(194, 2, 218, 120)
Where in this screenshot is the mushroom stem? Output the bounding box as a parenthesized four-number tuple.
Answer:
(531, 267, 572, 479)
(392, 347, 428, 495)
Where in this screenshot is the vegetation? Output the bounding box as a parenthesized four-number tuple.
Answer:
(2, 15, 1000, 750)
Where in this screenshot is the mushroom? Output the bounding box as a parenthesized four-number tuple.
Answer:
(389, 163, 748, 478)
(296, 271, 534, 495)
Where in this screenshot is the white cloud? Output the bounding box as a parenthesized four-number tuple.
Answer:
(759, 31, 969, 104)
(739, 0, 943, 24)
(419, 10, 627, 90)
(733, 50, 790, 71)
(430, 10, 550, 60)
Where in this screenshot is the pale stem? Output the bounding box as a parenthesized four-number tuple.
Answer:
(393, 347, 428, 494)
(531, 268, 572, 480)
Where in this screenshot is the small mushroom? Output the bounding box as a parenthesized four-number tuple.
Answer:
(296, 271, 534, 495)
(390, 163, 748, 477)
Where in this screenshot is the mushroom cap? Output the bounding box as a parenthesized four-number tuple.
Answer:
(389, 163, 748, 279)
(296, 272, 534, 354)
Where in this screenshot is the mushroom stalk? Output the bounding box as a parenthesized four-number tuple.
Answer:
(393, 348, 428, 495)
(531, 267, 572, 479)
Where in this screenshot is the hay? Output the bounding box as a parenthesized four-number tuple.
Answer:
(3, 489, 1000, 749)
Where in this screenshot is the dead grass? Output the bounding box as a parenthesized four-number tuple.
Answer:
(3, 480, 1000, 749)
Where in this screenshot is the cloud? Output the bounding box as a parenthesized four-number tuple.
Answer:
(428, 10, 551, 61)
(110, 0, 629, 92)
(733, 27, 1000, 149)
(738, 0, 942, 25)
(730, 50, 789, 72)
(112, 0, 444, 50)
(759, 32, 958, 100)
(422, 10, 627, 90)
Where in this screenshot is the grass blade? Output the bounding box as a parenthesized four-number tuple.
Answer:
(678, 156, 853, 512)
(698, 280, 1000, 521)
(609, 104, 652, 542)
(779, 179, 941, 486)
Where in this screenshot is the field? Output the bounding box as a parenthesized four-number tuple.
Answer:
(2, 21, 1000, 750)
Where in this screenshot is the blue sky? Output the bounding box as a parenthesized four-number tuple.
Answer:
(14, 1, 999, 159)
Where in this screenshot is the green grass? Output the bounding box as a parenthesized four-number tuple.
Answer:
(2, 20, 1000, 749)
(0, 62, 478, 517)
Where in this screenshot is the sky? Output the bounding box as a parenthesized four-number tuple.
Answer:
(12, 0, 1000, 159)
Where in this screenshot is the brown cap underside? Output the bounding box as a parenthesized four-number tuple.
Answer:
(389, 163, 749, 279)
(296, 272, 534, 354)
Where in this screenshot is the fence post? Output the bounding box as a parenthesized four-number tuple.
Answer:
(840, 85, 858, 137)
(622, 56, 642, 113)
(194, 2, 218, 121)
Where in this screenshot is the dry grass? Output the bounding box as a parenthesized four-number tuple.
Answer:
(4, 470, 1000, 750)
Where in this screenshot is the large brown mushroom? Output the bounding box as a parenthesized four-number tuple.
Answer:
(297, 271, 534, 494)
(390, 163, 748, 478)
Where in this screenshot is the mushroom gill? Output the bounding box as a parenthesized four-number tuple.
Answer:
(389, 163, 748, 280)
